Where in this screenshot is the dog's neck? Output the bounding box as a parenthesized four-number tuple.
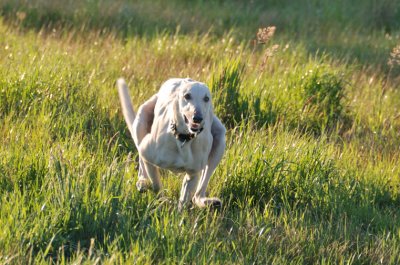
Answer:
(170, 123, 203, 143)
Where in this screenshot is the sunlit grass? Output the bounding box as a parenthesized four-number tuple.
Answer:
(1, 0, 400, 263)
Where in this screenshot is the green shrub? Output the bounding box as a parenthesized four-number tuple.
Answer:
(209, 59, 244, 128)
(298, 67, 350, 134)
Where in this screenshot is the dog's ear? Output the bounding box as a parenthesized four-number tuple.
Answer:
(207, 106, 214, 127)
(172, 95, 180, 117)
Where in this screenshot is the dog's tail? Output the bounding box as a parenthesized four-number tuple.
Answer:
(117, 78, 136, 136)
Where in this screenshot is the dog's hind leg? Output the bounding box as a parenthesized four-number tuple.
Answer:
(136, 158, 152, 192)
(193, 116, 226, 208)
(117, 79, 160, 192)
(132, 95, 159, 192)
(142, 159, 161, 192)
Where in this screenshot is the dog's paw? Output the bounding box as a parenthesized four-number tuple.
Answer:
(136, 178, 152, 193)
(209, 198, 222, 209)
(204, 198, 222, 210)
(193, 197, 222, 209)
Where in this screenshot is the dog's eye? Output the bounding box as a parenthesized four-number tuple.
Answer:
(184, 93, 191, 100)
(204, 96, 210, 102)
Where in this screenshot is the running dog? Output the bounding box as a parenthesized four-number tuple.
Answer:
(117, 78, 226, 209)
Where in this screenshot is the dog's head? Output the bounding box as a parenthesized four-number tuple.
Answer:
(178, 81, 213, 134)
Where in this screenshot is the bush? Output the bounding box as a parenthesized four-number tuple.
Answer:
(298, 68, 350, 134)
(209, 59, 244, 128)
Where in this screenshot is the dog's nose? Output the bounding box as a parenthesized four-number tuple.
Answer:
(192, 115, 203, 124)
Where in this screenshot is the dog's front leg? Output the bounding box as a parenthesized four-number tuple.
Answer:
(179, 172, 199, 210)
(193, 116, 226, 208)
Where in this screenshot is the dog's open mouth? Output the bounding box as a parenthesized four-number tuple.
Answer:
(183, 114, 202, 133)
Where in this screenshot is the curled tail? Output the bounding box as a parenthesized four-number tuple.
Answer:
(117, 78, 136, 137)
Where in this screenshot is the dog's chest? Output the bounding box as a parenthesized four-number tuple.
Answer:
(143, 133, 211, 173)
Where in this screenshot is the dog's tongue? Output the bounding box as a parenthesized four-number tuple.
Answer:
(190, 122, 201, 131)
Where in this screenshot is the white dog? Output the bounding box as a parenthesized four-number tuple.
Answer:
(117, 78, 226, 209)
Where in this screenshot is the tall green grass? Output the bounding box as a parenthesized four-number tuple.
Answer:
(0, 0, 400, 264)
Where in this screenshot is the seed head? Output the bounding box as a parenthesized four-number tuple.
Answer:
(388, 44, 400, 67)
(16, 11, 26, 21)
(257, 26, 276, 44)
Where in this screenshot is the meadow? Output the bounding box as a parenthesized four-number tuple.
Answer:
(0, 0, 400, 263)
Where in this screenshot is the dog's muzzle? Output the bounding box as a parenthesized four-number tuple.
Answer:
(170, 122, 203, 143)
(183, 114, 203, 133)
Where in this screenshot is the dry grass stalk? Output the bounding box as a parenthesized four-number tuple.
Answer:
(383, 44, 400, 96)
(257, 26, 276, 44)
(388, 44, 400, 67)
(261, 44, 279, 69)
(16, 11, 27, 21)
(255, 26, 278, 71)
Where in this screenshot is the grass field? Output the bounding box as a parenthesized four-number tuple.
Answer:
(1, 0, 400, 264)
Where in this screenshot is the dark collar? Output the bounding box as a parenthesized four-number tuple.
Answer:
(170, 123, 203, 143)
